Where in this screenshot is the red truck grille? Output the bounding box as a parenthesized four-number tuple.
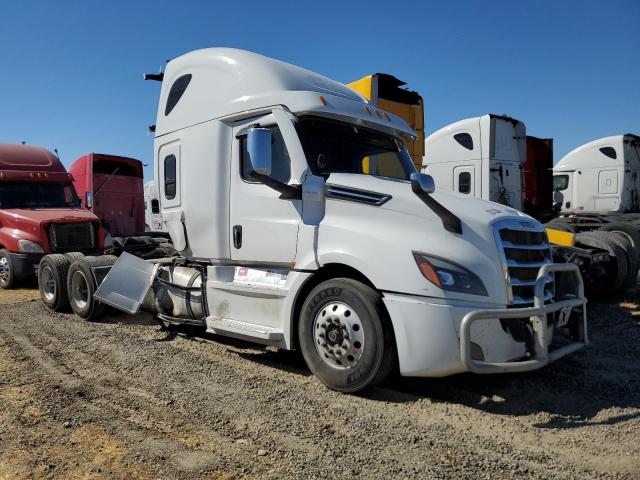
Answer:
(48, 222, 97, 253)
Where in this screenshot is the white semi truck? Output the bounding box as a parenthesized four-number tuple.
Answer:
(422, 114, 526, 211)
(553, 134, 640, 215)
(38, 48, 587, 393)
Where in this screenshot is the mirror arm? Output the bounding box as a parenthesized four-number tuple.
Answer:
(251, 172, 302, 200)
(411, 182, 462, 234)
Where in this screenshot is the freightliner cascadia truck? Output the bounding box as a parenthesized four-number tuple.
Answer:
(0, 143, 105, 288)
(38, 49, 588, 393)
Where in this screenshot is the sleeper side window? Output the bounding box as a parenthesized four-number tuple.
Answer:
(459, 171, 471, 194)
(240, 126, 291, 184)
(165, 74, 192, 116)
(164, 155, 177, 200)
(454, 133, 474, 150)
(599, 147, 617, 159)
(151, 199, 160, 214)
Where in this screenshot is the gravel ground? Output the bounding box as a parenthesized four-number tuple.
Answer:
(0, 290, 638, 479)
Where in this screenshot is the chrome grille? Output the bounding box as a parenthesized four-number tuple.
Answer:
(493, 219, 554, 305)
(49, 222, 96, 253)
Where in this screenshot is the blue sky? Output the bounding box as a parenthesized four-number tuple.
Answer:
(1, 0, 638, 179)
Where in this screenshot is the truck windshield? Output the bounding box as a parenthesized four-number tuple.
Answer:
(0, 182, 81, 209)
(296, 117, 416, 180)
(553, 175, 569, 190)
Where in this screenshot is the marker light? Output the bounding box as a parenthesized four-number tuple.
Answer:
(319, 96, 328, 105)
(364, 106, 372, 115)
(384, 112, 391, 121)
(375, 110, 382, 119)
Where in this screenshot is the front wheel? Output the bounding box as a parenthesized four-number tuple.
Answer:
(0, 249, 16, 289)
(298, 278, 396, 393)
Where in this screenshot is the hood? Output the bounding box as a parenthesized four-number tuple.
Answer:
(326, 173, 532, 231)
(2, 208, 99, 230)
(321, 173, 540, 304)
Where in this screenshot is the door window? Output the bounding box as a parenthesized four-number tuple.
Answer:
(553, 175, 569, 190)
(164, 155, 177, 199)
(458, 171, 471, 194)
(240, 126, 291, 184)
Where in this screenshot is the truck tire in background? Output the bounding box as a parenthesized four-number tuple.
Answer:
(67, 255, 117, 321)
(576, 231, 629, 294)
(597, 222, 640, 260)
(0, 249, 16, 289)
(39, 254, 74, 311)
(298, 278, 396, 393)
(590, 231, 638, 287)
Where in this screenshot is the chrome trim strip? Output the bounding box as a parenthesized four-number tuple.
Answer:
(326, 184, 391, 206)
(491, 218, 553, 305)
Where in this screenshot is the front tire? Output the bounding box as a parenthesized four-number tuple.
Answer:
(298, 278, 396, 393)
(0, 249, 16, 289)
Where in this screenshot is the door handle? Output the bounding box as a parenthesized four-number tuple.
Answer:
(233, 225, 242, 249)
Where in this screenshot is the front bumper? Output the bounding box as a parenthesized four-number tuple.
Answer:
(9, 252, 43, 280)
(383, 263, 588, 377)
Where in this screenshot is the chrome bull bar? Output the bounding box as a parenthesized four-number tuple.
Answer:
(460, 263, 588, 374)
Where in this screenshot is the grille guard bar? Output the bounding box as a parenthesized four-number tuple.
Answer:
(460, 263, 588, 374)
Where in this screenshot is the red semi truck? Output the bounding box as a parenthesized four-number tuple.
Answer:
(523, 136, 554, 222)
(0, 143, 104, 288)
(69, 153, 145, 237)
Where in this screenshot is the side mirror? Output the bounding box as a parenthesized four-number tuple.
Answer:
(302, 174, 326, 225)
(85, 191, 93, 209)
(247, 127, 272, 176)
(410, 172, 435, 195)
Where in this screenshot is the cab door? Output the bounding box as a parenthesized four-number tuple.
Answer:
(453, 165, 476, 197)
(229, 111, 302, 265)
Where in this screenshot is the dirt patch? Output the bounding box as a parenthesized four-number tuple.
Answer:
(0, 287, 40, 305)
(0, 297, 638, 479)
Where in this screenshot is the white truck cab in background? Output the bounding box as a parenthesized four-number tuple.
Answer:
(422, 114, 526, 211)
(553, 134, 640, 213)
(144, 180, 164, 232)
(83, 49, 586, 393)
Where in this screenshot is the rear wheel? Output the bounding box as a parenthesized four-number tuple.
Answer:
(67, 256, 117, 321)
(598, 222, 640, 263)
(39, 254, 76, 311)
(590, 231, 638, 287)
(576, 231, 629, 293)
(0, 249, 15, 289)
(298, 278, 396, 393)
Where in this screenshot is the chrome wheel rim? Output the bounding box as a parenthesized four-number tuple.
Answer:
(313, 301, 365, 370)
(41, 266, 56, 302)
(71, 270, 89, 310)
(0, 256, 10, 285)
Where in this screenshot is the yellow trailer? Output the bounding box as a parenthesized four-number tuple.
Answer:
(347, 73, 425, 171)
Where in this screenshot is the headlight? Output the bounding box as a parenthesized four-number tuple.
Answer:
(412, 252, 488, 296)
(17, 239, 44, 253)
